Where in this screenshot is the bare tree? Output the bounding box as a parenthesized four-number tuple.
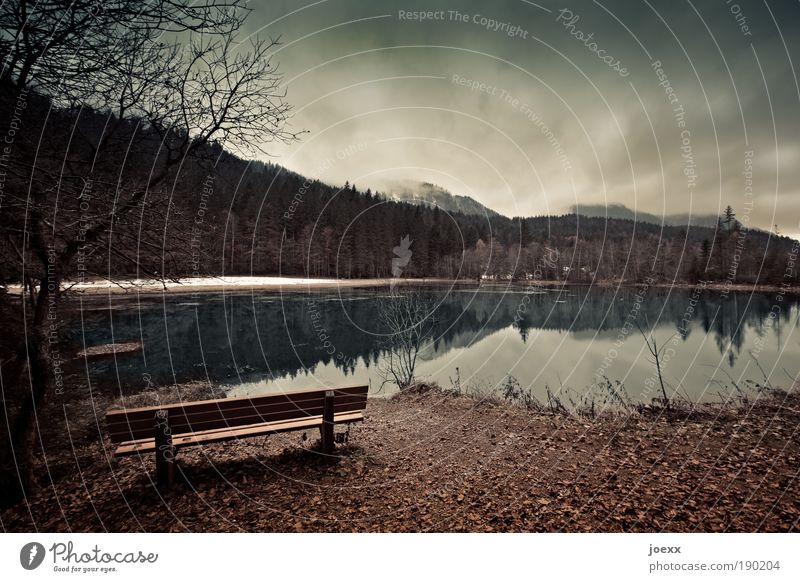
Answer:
(377, 288, 436, 390)
(0, 0, 299, 503)
(636, 321, 673, 412)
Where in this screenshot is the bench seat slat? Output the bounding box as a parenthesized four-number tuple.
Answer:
(113, 411, 364, 457)
(105, 391, 360, 427)
(107, 400, 366, 442)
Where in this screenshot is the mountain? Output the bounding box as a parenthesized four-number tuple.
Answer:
(381, 180, 501, 218)
(381, 186, 722, 229)
(570, 203, 720, 228)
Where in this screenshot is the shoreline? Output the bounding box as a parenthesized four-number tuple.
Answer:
(4, 276, 799, 297)
(4, 277, 459, 297)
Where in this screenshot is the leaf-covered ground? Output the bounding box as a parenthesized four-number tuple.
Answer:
(2, 387, 798, 532)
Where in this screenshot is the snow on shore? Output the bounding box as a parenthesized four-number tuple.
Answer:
(5, 276, 429, 295)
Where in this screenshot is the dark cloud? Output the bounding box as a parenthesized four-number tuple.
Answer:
(241, 0, 799, 234)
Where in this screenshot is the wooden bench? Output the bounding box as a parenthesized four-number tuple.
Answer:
(106, 385, 368, 486)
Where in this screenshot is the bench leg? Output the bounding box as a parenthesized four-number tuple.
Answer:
(154, 410, 175, 487)
(320, 390, 335, 455)
(155, 445, 175, 487)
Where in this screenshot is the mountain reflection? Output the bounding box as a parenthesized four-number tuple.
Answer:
(63, 285, 799, 392)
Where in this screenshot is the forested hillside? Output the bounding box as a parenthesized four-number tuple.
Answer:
(180, 154, 798, 286)
(2, 92, 797, 288)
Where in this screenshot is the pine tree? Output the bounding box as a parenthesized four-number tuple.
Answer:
(723, 206, 736, 231)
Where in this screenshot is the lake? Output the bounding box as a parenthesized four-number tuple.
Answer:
(63, 283, 800, 404)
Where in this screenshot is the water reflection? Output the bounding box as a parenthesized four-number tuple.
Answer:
(63, 284, 800, 402)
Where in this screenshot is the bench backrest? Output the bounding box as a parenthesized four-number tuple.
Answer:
(106, 385, 368, 444)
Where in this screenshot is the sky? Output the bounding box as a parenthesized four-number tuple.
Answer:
(236, 0, 800, 235)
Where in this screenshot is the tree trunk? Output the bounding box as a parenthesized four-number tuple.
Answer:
(0, 274, 56, 506)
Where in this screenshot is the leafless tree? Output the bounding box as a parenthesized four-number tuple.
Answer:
(0, 0, 299, 503)
(636, 320, 673, 412)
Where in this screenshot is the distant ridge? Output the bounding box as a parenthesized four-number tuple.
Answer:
(379, 184, 724, 228)
(570, 203, 720, 228)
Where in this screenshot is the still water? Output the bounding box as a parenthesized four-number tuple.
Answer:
(64, 284, 800, 403)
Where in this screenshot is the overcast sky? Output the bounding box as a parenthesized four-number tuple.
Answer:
(238, 0, 799, 235)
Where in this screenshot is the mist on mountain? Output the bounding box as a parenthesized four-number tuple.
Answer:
(380, 180, 500, 218)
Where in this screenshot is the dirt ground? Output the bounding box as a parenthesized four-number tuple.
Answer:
(2, 386, 798, 532)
